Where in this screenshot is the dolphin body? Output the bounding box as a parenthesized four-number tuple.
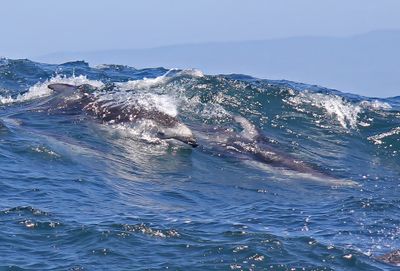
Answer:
(195, 115, 357, 186)
(47, 83, 198, 147)
(376, 250, 400, 266)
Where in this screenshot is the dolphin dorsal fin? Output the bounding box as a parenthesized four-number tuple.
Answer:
(47, 83, 78, 93)
(233, 115, 259, 140)
(48, 83, 98, 96)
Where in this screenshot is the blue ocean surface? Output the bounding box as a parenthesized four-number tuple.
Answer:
(0, 58, 399, 270)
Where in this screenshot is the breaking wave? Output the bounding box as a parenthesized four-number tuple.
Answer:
(0, 74, 104, 105)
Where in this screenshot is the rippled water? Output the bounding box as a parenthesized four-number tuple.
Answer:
(0, 58, 399, 270)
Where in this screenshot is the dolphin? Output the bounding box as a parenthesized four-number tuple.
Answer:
(47, 83, 198, 147)
(376, 250, 400, 266)
(195, 115, 357, 186)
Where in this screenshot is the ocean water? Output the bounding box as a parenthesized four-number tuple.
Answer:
(0, 58, 399, 271)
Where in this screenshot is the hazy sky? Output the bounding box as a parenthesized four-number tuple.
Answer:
(1, 0, 400, 58)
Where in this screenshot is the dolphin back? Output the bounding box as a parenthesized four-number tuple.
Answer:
(46, 83, 198, 147)
(377, 250, 400, 266)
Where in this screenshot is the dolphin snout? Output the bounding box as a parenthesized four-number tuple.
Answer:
(186, 138, 198, 148)
(155, 121, 198, 148)
(156, 131, 198, 148)
(173, 135, 198, 148)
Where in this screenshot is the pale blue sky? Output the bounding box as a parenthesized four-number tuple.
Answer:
(1, 1, 400, 96)
(1, 0, 400, 58)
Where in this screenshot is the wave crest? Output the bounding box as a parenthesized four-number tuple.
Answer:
(0, 75, 104, 105)
(285, 91, 362, 129)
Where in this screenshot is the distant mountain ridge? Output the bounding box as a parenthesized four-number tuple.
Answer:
(35, 30, 400, 97)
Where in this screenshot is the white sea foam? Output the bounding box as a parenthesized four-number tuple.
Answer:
(178, 69, 204, 78)
(0, 75, 104, 105)
(115, 69, 204, 91)
(368, 127, 400, 145)
(116, 75, 170, 91)
(359, 100, 392, 110)
(287, 91, 362, 129)
(285, 90, 395, 130)
(95, 91, 178, 117)
(111, 119, 166, 144)
(198, 102, 232, 120)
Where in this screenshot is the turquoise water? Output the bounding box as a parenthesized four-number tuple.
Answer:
(0, 59, 399, 270)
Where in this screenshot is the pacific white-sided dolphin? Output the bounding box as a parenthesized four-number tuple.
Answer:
(195, 115, 357, 186)
(376, 250, 400, 266)
(47, 83, 198, 147)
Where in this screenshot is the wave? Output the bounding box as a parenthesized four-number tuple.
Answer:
(368, 127, 400, 145)
(115, 68, 203, 91)
(285, 91, 362, 129)
(0, 58, 399, 158)
(0, 74, 104, 105)
(1, 58, 400, 270)
(1, 60, 399, 148)
(284, 90, 394, 130)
